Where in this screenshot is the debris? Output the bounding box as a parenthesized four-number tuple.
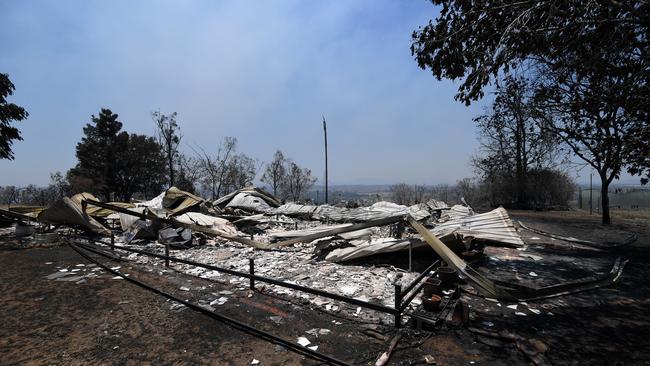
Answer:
(297, 337, 311, 347)
(520, 254, 543, 261)
(375, 333, 402, 366)
(468, 327, 550, 366)
(423, 354, 436, 364)
(251, 359, 260, 365)
(363, 329, 389, 341)
(518, 221, 637, 249)
(209, 297, 228, 306)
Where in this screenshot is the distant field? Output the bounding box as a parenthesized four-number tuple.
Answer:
(576, 188, 650, 209)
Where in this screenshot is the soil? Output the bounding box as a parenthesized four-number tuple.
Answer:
(1, 209, 649, 365)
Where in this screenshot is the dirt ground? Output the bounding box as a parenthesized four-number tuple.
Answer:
(1, 209, 649, 365)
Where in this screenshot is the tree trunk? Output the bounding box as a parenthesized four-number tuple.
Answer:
(169, 154, 174, 187)
(600, 173, 611, 225)
(515, 117, 525, 207)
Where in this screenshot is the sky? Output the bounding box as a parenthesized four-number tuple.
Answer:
(0, 0, 608, 187)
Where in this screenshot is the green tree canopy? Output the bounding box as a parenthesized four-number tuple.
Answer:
(0, 73, 28, 160)
(72, 108, 129, 201)
(71, 108, 166, 201)
(412, 0, 649, 223)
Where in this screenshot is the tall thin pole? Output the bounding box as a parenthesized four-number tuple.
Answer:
(323, 115, 328, 204)
(589, 173, 593, 215)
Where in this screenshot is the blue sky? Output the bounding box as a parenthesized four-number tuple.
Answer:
(2, 1, 502, 186)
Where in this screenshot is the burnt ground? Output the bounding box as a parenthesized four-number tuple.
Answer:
(0, 209, 649, 365)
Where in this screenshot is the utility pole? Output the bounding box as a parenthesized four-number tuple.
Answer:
(589, 173, 593, 215)
(323, 115, 328, 204)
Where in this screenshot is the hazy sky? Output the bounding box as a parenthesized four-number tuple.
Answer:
(2, 1, 505, 187)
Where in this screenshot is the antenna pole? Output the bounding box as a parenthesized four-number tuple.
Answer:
(323, 115, 328, 204)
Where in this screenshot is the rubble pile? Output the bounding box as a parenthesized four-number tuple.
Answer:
(0, 185, 631, 328)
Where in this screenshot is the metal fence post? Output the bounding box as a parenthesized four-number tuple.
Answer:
(249, 258, 255, 290)
(165, 242, 170, 268)
(110, 233, 115, 252)
(394, 284, 402, 328)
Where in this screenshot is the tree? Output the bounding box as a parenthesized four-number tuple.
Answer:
(71, 108, 167, 201)
(532, 59, 641, 223)
(0, 73, 28, 160)
(195, 137, 238, 200)
(152, 111, 181, 187)
(282, 161, 316, 201)
(261, 150, 288, 197)
(176, 154, 202, 194)
(114, 134, 167, 201)
(47, 171, 70, 203)
(411, 1, 649, 224)
(221, 153, 258, 194)
(389, 183, 428, 205)
(473, 77, 561, 207)
(72, 108, 129, 201)
(193, 137, 257, 199)
(0, 186, 19, 205)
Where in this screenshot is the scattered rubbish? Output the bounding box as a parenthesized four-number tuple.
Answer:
(375, 333, 402, 366)
(2, 183, 632, 365)
(520, 254, 543, 261)
(297, 337, 311, 347)
(423, 354, 436, 364)
(251, 359, 260, 365)
(209, 297, 228, 306)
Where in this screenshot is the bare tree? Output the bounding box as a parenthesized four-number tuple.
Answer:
(472, 77, 563, 207)
(282, 161, 316, 201)
(389, 183, 414, 205)
(261, 150, 287, 197)
(175, 154, 202, 193)
(389, 183, 430, 205)
(221, 153, 258, 194)
(194, 137, 237, 199)
(0, 186, 19, 205)
(152, 111, 181, 187)
(430, 184, 449, 202)
(193, 137, 257, 199)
